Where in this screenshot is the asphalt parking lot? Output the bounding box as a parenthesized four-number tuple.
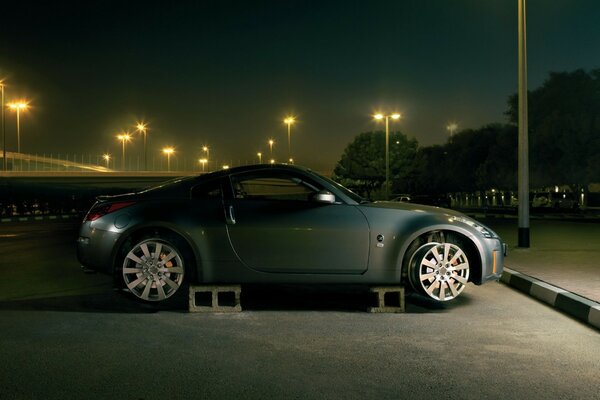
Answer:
(1, 221, 599, 399)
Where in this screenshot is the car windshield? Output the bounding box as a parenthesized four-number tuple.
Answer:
(310, 171, 366, 203)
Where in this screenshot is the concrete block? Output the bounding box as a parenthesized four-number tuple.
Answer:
(189, 285, 242, 313)
(368, 286, 405, 313)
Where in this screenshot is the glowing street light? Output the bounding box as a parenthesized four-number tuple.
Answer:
(8, 101, 29, 154)
(288, 158, 294, 164)
(257, 152, 262, 163)
(103, 153, 111, 169)
(373, 112, 401, 200)
(447, 122, 458, 137)
(162, 147, 174, 172)
(283, 116, 295, 159)
(136, 122, 148, 170)
(268, 139, 274, 157)
(202, 145, 210, 171)
(222, 164, 230, 170)
(199, 158, 207, 172)
(270, 159, 275, 165)
(0, 81, 5, 171)
(117, 133, 132, 171)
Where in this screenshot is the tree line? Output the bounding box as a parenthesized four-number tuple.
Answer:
(334, 68, 600, 199)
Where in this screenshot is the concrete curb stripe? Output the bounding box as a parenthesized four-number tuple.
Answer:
(501, 267, 600, 331)
(589, 306, 600, 330)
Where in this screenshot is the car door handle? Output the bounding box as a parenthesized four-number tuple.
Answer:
(225, 205, 236, 225)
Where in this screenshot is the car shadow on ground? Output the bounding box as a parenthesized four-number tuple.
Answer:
(0, 284, 471, 314)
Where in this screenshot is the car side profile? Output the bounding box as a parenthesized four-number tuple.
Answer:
(77, 164, 505, 304)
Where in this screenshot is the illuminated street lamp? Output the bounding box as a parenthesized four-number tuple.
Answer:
(288, 158, 294, 164)
(199, 158, 207, 172)
(136, 122, 148, 170)
(257, 152, 262, 163)
(222, 164, 229, 170)
(162, 147, 174, 172)
(103, 153, 111, 169)
(270, 159, 275, 165)
(268, 139, 274, 157)
(0, 80, 5, 171)
(373, 112, 401, 200)
(8, 101, 29, 154)
(283, 116, 295, 159)
(117, 133, 132, 171)
(446, 122, 458, 137)
(202, 145, 210, 171)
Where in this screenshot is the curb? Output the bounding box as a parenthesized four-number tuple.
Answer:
(501, 267, 600, 331)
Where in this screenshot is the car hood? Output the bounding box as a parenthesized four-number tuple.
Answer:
(364, 200, 464, 217)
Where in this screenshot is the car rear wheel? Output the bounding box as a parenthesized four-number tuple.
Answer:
(121, 237, 186, 302)
(408, 240, 470, 302)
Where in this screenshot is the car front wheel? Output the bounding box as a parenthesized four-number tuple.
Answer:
(407, 240, 470, 302)
(121, 237, 186, 302)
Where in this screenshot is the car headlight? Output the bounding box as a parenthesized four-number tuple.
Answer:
(449, 216, 496, 238)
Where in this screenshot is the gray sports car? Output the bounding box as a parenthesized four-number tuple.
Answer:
(77, 164, 505, 303)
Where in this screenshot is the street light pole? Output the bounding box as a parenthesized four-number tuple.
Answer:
(117, 133, 131, 171)
(284, 116, 295, 160)
(202, 146, 210, 171)
(0, 82, 5, 171)
(163, 147, 174, 172)
(257, 152, 262, 163)
(518, 0, 530, 247)
(447, 122, 458, 137)
(136, 123, 148, 171)
(374, 113, 401, 200)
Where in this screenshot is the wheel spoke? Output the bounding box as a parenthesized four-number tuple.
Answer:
(159, 251, 177, 265)
(140, 243, 151, 260)
(443, 243, 451, 262)
(127, 275, 146, 290)
(126, 253, 144, 265)
(420, 271, 436, 281)
(431, 246, 442, 262)
(439, 282, 446, 301)
(162, 276, 180, 290)
(453, 263, 469, 271)
(449, 249, 465, 265)
(448, 280, 459, 298)
(123, 267, 143, 274)
(160, 266, 184, 274)
(425, 281, 438, 296)
(141, 279, 153, 299)
(154, 243, 163, 263)
(452, 274, 468, 285)
(155, 282, 167, 300)
(422, 258, 438, 269)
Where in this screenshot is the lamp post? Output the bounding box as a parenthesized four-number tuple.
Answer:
(117, 133, 131, 171)
(284, 116, 295, 160)
(202, 146, 210, 171)
(136, 122, 148, 171)
(268, 139, 274, 158)
(257, 152, 262, 163)
(1, 81, 5, 171)
(518, 0, 530, 247)
(446, 122, 458, 137)
(374, 112, 401, 200)
(162, 147, 174, 172)
(103, 154, 111, 169)
(8, 101, 29, 154)
(199, 158, 207, 172)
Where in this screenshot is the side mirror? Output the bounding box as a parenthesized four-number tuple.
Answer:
(313, 190, 336, 204)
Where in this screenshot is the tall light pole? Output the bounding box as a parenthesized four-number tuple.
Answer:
(284, 116, 295, 160)
(136, 122, 148, 171)
(103, 154, 111, 169)
(374, 112, 401, 200)
(202, 146, 210, 171)
(0, 81, 5, 171)
(8, 101, 29, 154)
(268, 139, 274, 158)
(117, 133, 131, 171)
(199, 158, 207, 172)
(162, 147, 174, 172)
(446, 122, 458, 137)
(518, 0, 530, 247)
(257, 152, 262, 163)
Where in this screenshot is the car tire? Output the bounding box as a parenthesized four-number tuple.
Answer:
(119, 235, 189, 302)
(407, 236, 470, 302)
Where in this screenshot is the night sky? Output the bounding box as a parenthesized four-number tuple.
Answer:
(1, 0, 600, 171)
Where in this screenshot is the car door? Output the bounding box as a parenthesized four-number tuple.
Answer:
(224, 170, 370, 274)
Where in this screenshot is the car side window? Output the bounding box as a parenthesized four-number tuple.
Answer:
(191, 180, 222, 200)
(231, 174, 318, 202)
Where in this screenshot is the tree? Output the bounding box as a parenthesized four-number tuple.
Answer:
(333, 131, 418, 199)
(506, 68, 600, 188)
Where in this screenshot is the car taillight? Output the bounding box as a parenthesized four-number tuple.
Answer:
(84, 201, 136, 222)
